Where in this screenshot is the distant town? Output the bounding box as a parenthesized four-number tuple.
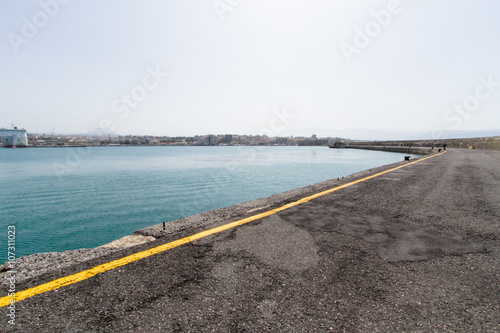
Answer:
(26, 133, 344, 147)
(3, 130, 498, 150)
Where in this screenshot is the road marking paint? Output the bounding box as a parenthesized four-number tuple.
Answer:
(0, 151, 446, 307)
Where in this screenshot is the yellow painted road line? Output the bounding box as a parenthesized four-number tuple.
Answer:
(0, 151, 446, 307)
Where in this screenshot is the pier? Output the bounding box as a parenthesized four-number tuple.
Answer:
(1, 149, 499, 331)
(330, 136, 500, 154)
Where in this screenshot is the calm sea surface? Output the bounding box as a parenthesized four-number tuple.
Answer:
(0, 146, 413, 262)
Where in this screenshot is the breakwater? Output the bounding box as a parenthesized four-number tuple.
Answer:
(330, 136, 500, 153)
(343, 145, 431, 155)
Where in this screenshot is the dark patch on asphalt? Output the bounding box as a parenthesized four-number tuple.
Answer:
(279, 202, 486, 262)
(212, 214, 320, 272)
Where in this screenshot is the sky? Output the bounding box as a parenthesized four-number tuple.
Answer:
(1, 0, 499, 140)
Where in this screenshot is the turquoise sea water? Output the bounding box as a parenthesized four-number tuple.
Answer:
(0, 146, 413, 262)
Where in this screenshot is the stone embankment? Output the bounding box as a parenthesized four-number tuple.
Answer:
(331, 136, 500, 153)
(344, 145, 432, 155)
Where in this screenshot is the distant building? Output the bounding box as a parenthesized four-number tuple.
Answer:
(207, 135, 216, 146)
(274, 137, 288, 145)
(197, 135, 216, 146)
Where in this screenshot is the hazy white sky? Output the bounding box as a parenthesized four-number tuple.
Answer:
(1, 0, 499, 139)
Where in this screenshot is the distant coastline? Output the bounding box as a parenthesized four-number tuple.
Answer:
(12, 133, 500, 151)
(23, 133, 334, 147)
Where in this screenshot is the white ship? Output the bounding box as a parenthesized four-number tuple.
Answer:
(0, 127, 29, 147)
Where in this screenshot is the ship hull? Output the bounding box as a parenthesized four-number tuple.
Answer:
(1, 129, 28, 147)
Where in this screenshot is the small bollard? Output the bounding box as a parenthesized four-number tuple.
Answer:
(163, 222, 166, 230)
(404, 156, 411, 161)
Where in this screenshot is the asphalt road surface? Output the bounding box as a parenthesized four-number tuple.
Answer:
(2, 149, 499, 332)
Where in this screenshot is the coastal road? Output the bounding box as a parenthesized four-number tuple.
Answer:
(2, 149, 499, 332)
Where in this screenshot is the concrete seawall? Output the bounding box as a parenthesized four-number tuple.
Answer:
(342, 145, 431, 155)
(330, 136, 500, 154)
(334, 135, 500, 151)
